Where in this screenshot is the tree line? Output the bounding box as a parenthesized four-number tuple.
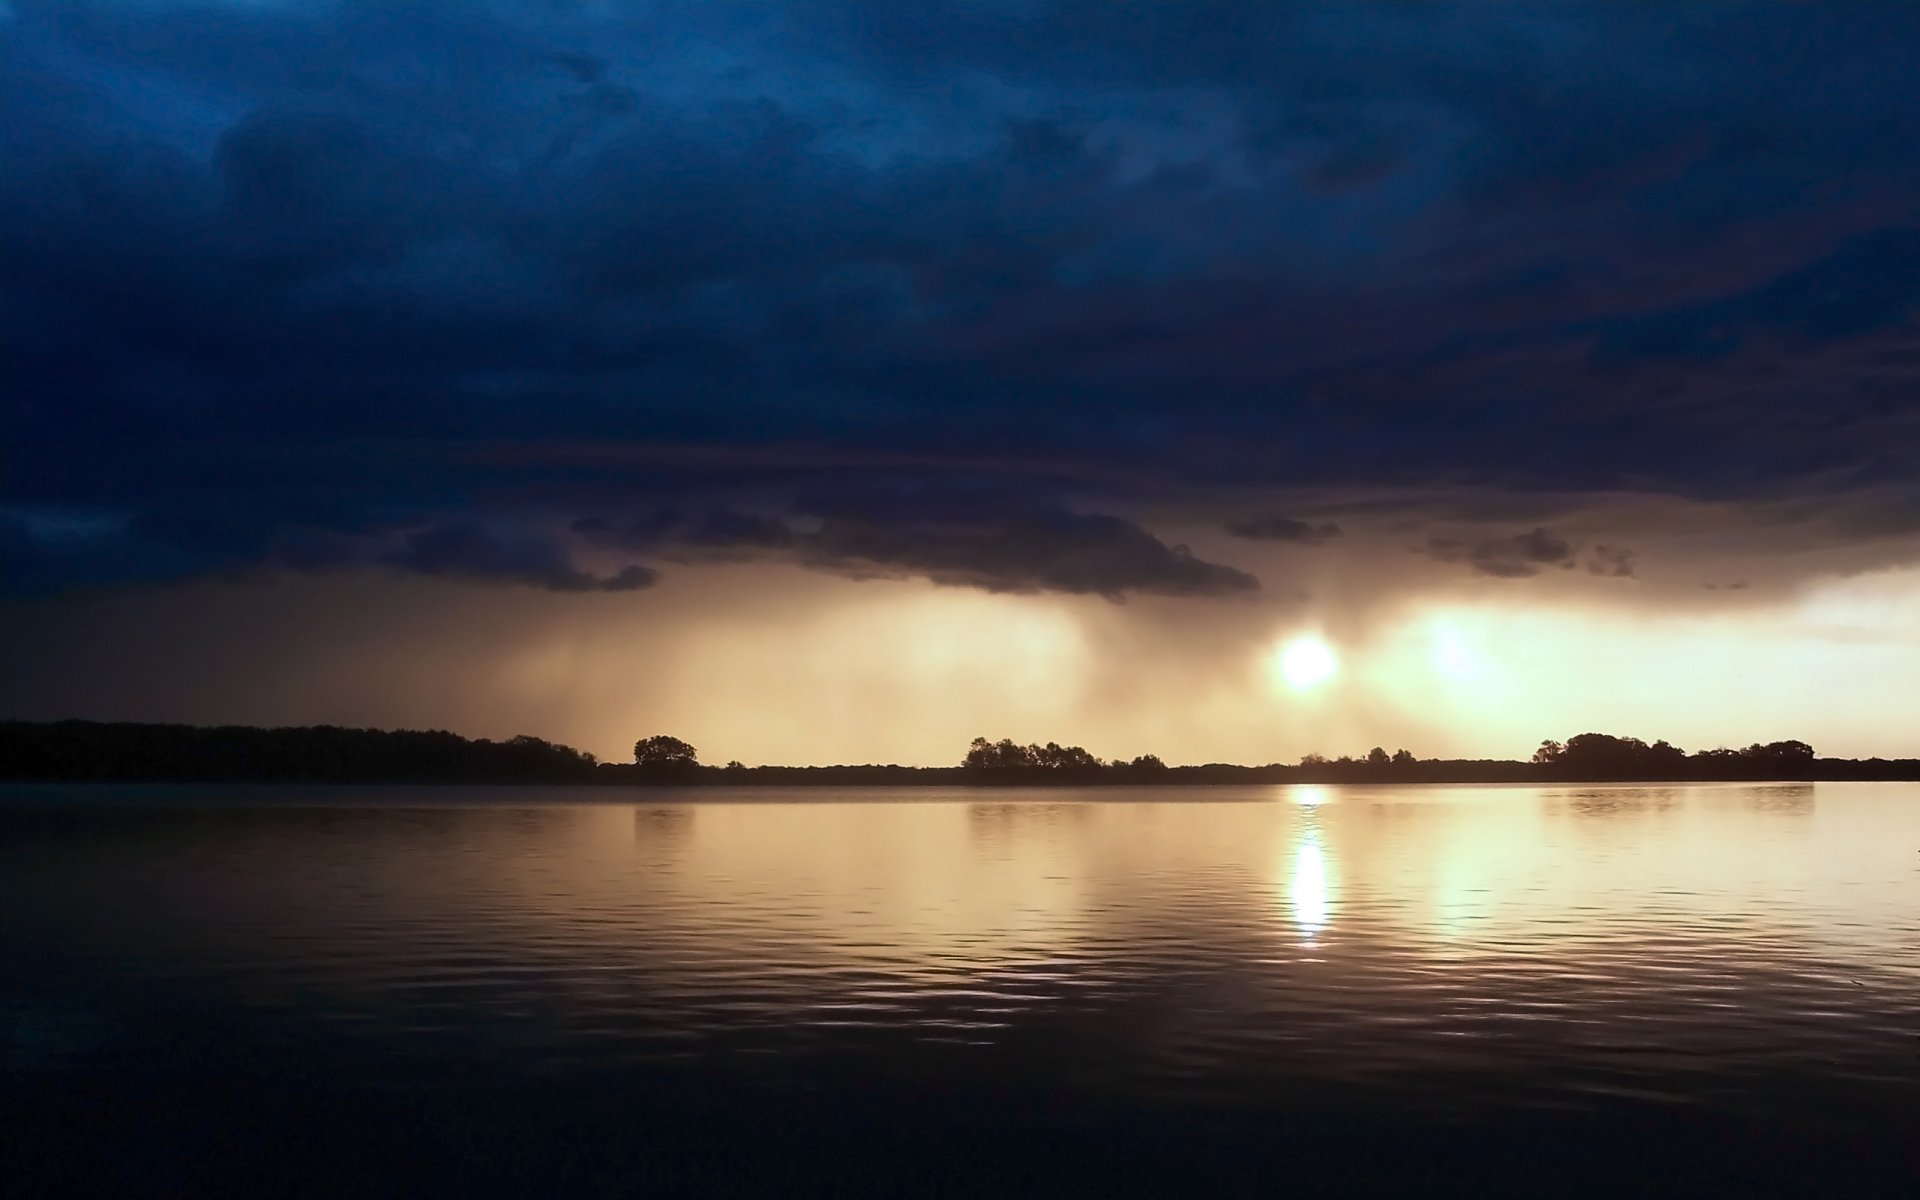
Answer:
(1528, 733, 1819, 780)
(956, 732, 1845, 784)
(0, 720, 600, 784)
(2, 720, 1915, 786)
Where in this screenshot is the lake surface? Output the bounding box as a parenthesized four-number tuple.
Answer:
(4, 782, 1918, 1197)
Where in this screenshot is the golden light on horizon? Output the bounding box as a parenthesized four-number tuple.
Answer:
(171, 560, 1920, 769)
(1276, 635, 1339, 691)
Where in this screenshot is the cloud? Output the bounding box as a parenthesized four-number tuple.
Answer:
(575, 494, 1259, 599)
(382, 523, 656, 593)
(1423, 527, 1646, 582)
(1586, 545, 1636, 578)
(0, 514, 44, 587)
(800, 506, 1259, 599)
(544, 52, 607, 85)
(1223, 516, 1343, 544)
(573, 508, 796, 557)
(1427, 527, 1578, 578)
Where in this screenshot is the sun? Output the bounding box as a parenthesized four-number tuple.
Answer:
(1277, 635, 1339, 690)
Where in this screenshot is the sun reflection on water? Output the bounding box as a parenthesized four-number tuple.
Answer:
(1290, 785, 1331, 808)
(1287, 823, 1334, 941)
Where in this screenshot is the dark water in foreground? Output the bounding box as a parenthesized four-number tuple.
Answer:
(3, 782, 1918, 1197)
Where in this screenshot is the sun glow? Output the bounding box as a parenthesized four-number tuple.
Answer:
(1276, 635, 1339, 690)
(1429, 620, 1483, 680)
(1290, 785, 1333, 808)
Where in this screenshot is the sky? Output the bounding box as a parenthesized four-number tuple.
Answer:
(3, 1, 1919, 766)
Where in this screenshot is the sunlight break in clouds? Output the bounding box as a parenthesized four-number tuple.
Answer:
(1358, 568, 1920, 760)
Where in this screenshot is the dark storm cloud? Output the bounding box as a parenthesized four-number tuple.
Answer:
(792, 488, 1261, 598)
(0, 507, 657, 597)
(4, 1, 1919, 599)
(0, 516, 55, 593)
(573, 508, 797, 558)
(801, 507, 1259, 599)
(1223, 517, 1342, 545)
(384, 523, 656, 593)
(573, 492, 1258, 599)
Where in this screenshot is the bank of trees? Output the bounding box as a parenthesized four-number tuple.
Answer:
(0, 720, 1905, 786)
(0, 719, 599, 784)
(1530, 733, 1816, 779)
(956, 737, 1172, 782)
(952, 732, 1848, 784)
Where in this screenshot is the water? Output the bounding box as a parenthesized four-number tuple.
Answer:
(3, 782, 1918, 1196)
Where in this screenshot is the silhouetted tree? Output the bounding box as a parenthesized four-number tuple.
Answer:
(1541, 733, 1692, 778)
(962, 737, 1104, 778)
(1648, 739, 1687, 773)
(1031, 741, 1103, 770)
(964, 737, 1036, 770)
(1737, 739, 1816, 778)
(634, 735, 699, 768)
(1391, 749, 1416, 766)
(1558, 733, 1648, 776)
(1366, 746, 1390, 767)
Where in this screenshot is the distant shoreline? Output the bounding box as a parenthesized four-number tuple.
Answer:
(2, 774, 1912, 790)
(5, 719, 1918, 787)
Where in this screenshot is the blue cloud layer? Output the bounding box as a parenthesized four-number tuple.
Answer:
(4, 2, 1917, 596)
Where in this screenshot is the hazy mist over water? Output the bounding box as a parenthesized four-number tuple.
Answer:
(4, 783, 1918, 1195)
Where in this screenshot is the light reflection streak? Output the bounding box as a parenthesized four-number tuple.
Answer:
(1286, 819, 1334, 941)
